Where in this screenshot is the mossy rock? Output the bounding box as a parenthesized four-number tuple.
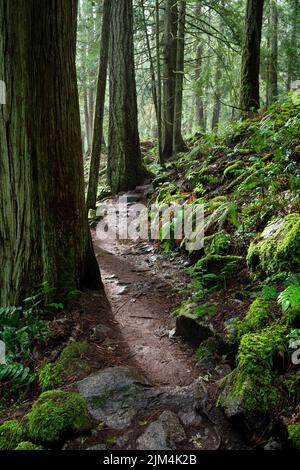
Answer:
(27, 390, 91, 444)
(15, 441, 44, 450)
(194, 255, 245, 288)
(38, 341, 89, 391)
(220, 324, 287, 428)
(247, 214, 300, 279)
(288, 424, 300, 449)
(0, 419, 25, 450)
(232, 298, 275, 342)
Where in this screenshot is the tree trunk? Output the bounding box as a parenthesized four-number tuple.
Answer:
(156, 0, 163, 164)
(0, 0, 101, 306)
(86, 0, 111, 211)
(84, 88, 91, 154)
(162, 0, 178, 160)
(239, 0, 264, 113)
(195, 43, 205, 132)
(286, 0, 300, 90)
(107, 0, 144, 194)
(266, 0, 278, 105)
(173, 0, 187, 154)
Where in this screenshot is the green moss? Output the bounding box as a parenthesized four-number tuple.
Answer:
(224, 325, 287, 422)
(247, 214, 300, 278)
(288, 424, 300, 449)
(15, 441, 44, 450)
(224, 161, 245, 178)
(38, 341, 88, 391)
(39, 363, 62, 392)
(0, 420, 25, 450)
(27, 390, 91, 444)
(234, 298, 275, 340)
(194, 255, 244, 288)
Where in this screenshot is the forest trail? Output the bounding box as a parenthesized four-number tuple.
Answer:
(73, 186, 249, 451)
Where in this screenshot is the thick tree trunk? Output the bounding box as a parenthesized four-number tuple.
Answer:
(0, 0, 101, 306)
(266, 0, 278, 105)
(239, 0, 264, 113)
(162, 0, 178, 160)
(86, 0, 111, 211)
(107, 0, 144, 194)
(173, 0, 187, 154)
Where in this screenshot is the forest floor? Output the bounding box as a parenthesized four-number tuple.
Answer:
(61, 186, 248, 451)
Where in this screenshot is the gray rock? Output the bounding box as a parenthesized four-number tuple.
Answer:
(86, 444, 107, 451)
(263, 438, 282, 451)
(136, 411, 186, 450)
(77, 366, 204, 431)
(175, 316, 214, 347)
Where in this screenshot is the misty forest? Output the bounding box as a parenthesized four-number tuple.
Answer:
(1, 0, 300, 453)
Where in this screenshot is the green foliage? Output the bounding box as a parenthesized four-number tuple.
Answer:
(224, 161, 245, 178)
(0, 420, 25, 450)
(204, 231, 231, 256)
(15, 441, 44, 450)
(278, 285, 300, 312)
(27, 390, 91, 444)
(288, 424, 300, 449)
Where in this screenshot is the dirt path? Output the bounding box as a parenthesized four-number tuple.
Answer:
(73, 186, 248, 451)
(93, 208, 197, 388)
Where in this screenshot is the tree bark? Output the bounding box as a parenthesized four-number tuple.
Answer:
(173, 0, 187, 154)
(162, 0, 178, 160)
(266, 0, 278, 105)
(239, 0, 264, 113)
(0, 0, 101, 306)
(86, 0, 111, 211)
(156, 0, 163, 164)
(107, 0, 144, 194)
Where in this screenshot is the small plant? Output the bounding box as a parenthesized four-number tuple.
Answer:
(278, 285, 300, 312)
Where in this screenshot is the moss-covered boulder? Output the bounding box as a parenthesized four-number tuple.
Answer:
(194, 255, 245, 288)
(0, 420, 25, 450)
(38, 341, 89, 391)
(247, 214, 300, 278)
(220, 325, 287, 429)
(230, 297, 275, 342)
(15, 441, 44, 450)
(288, 424, 300, 449)
(27, 390, 91, 444)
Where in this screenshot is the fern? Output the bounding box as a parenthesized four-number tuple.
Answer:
(0, 364, 32, 383)
(278, 285, 300, 312)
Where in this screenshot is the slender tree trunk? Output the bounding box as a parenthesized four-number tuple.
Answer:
(88, 87, 95, 145)
(266, 0, 278, 105)
(286, 0, 299, 90)
(0, 0, 101, 306)
(195, 43, 205, 132)
(156, 0, 163, 164)
(86, 0, 111, 211)
(84, 88, 91, 153)
(141, 0, 158, 119)
(211, 63, 222, 129)
(107, 0, 144, 194)
(162, 0, 178, 160)
(239, 0, 264, 113)
(173, 0, 187, 154)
